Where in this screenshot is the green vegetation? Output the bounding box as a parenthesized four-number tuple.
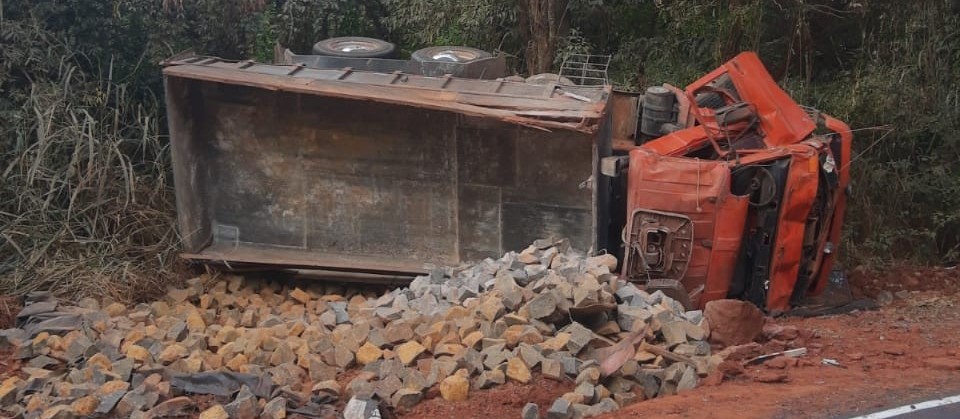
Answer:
(1, 0, 958, 300)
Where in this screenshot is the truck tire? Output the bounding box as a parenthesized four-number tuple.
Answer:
(525, 73, 576, 86)
(411, 46, 492, 63)
(312, 37, 396, 58)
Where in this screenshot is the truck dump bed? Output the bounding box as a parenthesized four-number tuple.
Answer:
(163, 56, 613, 274)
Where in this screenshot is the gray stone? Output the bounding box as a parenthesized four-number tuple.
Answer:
(527, 293, 557, 320)
(474, 369, 505, 389)
(657, 380, 677, 397)
(343, 397, 380, 419)
(573, 382, 595, 403)
(683, 310, 704, 324)
(144, 396, 194, 418)
(660, 320, 688, 347)
(224, 385, 258, 419)
(572, 288, 598, 308)
(549, 353, 579, 376)
(116, 392, 149, 417)
(96, 390, 128, 415)
(664, 362, 685, 383)
(482, 349, 509, 370)
(402, 370, 430, 393)
(166, 321, 188, 342)
(460, 348, 484, 375)
(329, 302, 350, 324)
(259, 315, 284, 328)
(591, 398, 619, 416)
(27, 355, 60, 369)
(0, 328, 28, 351)
(574, 367, 600, 385)
(613, 392, 637, 407)
(633, 370, 661, 400)
(495, 273, 523, 310)
(262, 397, 286, 419)
(383, 323, 414, 344)
(391, 388, 422, 409)
(522, 402, 540, 419)
(546, 398, 572, 419)
(541, 358, 563, 381)
(672, 343, 699, 357)
(677, 365, 698, 392)
(564, 323, 594, 355)
(375, 307, 402, 322)
(374, 375, 402, 401)
(616, 306, 651, 332)
(65, 334, 94, 363)
(524, 265, 548, 282)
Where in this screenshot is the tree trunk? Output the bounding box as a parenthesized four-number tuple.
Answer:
(517, 0, 568, 74)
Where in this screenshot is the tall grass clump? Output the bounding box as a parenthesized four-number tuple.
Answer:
(0, 19, 179, 302)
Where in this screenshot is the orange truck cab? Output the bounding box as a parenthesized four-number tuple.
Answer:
(611, 52, 852, 313)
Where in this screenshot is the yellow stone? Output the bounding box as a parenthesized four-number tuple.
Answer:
(158, 344, 188, 364)
(0, 377, 24, 403)
(462, 331, 484, 349)
(396, 341, 426, 365)
(86, 353, 112, 371)
(125, 345, 151, 363)
(438, 374, 469, 401)
(104, 302, 126, 317)
(288, 321, 306, 337)
(634, 350, 656, 363)
(226, 353, 248, 371)
(433, 343, 464, 357)
(98, 380, 129, 396)
(181, 356, 203, 373)
(71, 396, 99, 416)
(356, 342, 384, 365)
(540, 332, 571, 352)
(25, 394, 46, 412)
(444, 306, 471, 320)
(506, 357, 531, 384)
(122, 329, 146, 351)
(289, 288, 311, 304)
(203, 352, 224, 370)
(144, 325, 161, 339)
(199, 404, 230, 419)
(186, 310, 206, 333)
(199, 294, 212, 309)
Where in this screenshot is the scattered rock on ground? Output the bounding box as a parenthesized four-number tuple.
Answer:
(0, 239, 720, 418)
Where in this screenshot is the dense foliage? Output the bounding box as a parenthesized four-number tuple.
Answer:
(1, 0, 958, 299)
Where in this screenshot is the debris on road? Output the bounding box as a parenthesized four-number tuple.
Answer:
(743, 348, 808, 366)
(0, 240, 718, 418)
(821, 358, 845, 368)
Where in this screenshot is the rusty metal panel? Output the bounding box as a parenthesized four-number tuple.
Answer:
(166, 68, 607, 273)
(162, 57, 609, 133)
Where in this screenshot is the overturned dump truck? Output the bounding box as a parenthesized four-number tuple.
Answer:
(163, 48, 851, 314)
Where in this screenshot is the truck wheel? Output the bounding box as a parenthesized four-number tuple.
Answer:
(312, 37, 396, 58)
(411, 46, 492, 63)
(525, 73, 576, 86)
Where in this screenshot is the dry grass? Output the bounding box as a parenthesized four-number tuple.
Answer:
(0, 54, 180, 303)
